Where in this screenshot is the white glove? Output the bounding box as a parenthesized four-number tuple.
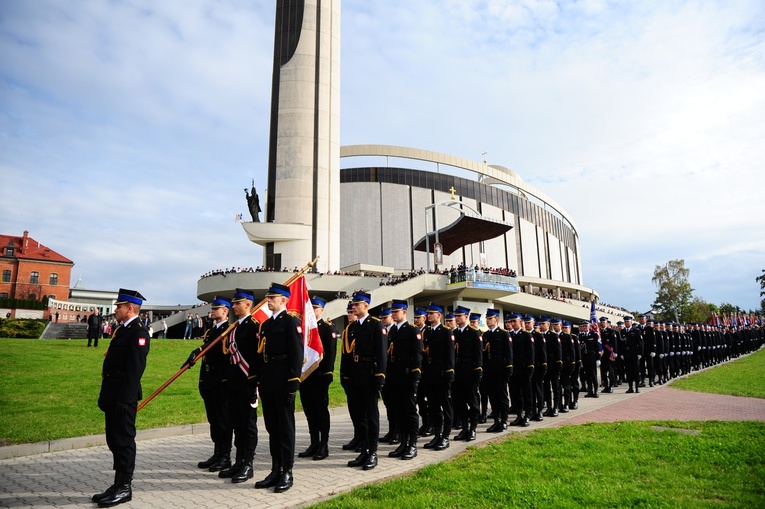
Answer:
(638, 355, 642, 360)
(596, 360, 601, 367)
(660, 354, 665, 359)
(697, 346, 701, 351)
(650, 352, 655, 358)
(670, 352, 674, 356)
(620, 355, 624, 360)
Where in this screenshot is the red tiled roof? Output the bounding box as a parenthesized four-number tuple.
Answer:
(0, 233, 74, 264)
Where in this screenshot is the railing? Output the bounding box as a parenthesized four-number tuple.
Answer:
(449, 269, 518, 286)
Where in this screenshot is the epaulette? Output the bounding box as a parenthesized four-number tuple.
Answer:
(287, 311, 301, 319)
(369, 316, 381, 322)
(325, 319, 333, 325)
(469, 325, 479, 331)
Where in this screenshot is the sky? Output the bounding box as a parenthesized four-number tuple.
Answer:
(1, 0, 764, 312)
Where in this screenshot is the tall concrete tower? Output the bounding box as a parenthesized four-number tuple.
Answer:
(242, 0, 341, 273)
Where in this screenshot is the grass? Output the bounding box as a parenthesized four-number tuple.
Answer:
(0, 338, 346, 445)
(670, 348, 765, 398)
(313, 421, 765, 508)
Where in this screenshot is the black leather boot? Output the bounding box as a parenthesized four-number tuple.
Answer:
(313, 441, 329, 461)
(341, 436, 360, 450)
(91, 472, 119, 503)
(198, 443, 220, 469)
(218, 449, 243, 478)
(401, 433, 418, 460)
(208, 444, 231, 472)
(389, 436, 408, 458)
(298, 435, 319, 458)
(348, 447, 369, 468)
(454, 419, 470, 440)
(231, 449, 255, 483)
(254, 459, 282, 489)
(274, 468, 294, 492)
(97, 471, 132, 507)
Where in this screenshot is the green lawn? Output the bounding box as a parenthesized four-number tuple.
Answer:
(670, 348, 765, 398)
(314, 421, 765, 508)
(0, 338, 346, 445)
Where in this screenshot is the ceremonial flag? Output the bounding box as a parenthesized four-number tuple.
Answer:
(252, 275, 323, 379)
(590, 300, 600, 336)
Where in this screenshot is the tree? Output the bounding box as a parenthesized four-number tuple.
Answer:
(757, 270, 765, 312)
(685, 297, 716, 324)
(652, 259, 693, 323)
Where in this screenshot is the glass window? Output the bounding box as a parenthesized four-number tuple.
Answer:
(30, 271, 39, 284)
(5, 247, 13, 257)
(50, 273, 58, 285)
(0, 292, 8, 298)
(2, 270, 10, 282)
(28, 293, 36, 301)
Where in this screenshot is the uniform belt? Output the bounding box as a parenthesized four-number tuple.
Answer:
(390, 356, 410, 363)
(354, 356, 376, 362)
(263, 354, 287, 363)
(102, 371, 125, 379)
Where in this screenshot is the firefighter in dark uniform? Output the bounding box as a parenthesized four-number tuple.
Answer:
(543, 317, 562, 416)
(340, 301, 364, 451)
(93, 289, 149, 508)
(482, 310, 512, 432)
(378, 308, 399, 445)
(638, 315, 656, 387)
(559, 321, 576, 412)
(620, 316, 644, 393)
(341, 291, 387, 471)
(251, 283, 303, 493)
(422, 303, 455, 451)
(182, 297, 233, 472)
(218, 289, 260, 484)
(413, 308, 432, 437)
(452, 306, 483, 440)
(599, 317, 617, 393)
(386, 299, 423, 460)
(580, 321, 602, 398)
(507, 313, 534, 427)
(297, 297, 336, 461)
(525, 316, 547, 421)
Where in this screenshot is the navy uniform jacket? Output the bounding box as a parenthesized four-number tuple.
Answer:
(386, 321, 423, 383)
(531, 330, 547, 368)
(98, 318, 150, 411)
(340, 315, 387, 387)
(197, 321, 230, 389)
(254, 311, 303, 391)
(641, 325, 656, 355)
(560, 332, 576, 364)
(226, 315, 260, 391)
(544, 330, 563, 364)
(482, 327, 512, 374)
(620, 327, 644, 359)
(580, 331, 601, 360)
(422, 324, 455, 385)
(453, 325, 483, 377)
(510, 329, 535, 372)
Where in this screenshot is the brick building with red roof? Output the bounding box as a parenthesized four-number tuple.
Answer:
(1, 231, 74, 316)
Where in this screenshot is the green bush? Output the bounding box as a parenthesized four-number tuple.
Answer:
(0, 319, 47, 338)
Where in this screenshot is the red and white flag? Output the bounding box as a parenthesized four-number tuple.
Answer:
(252, 275, 323, 379)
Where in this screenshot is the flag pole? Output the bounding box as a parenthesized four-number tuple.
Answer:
(137, 256, 320, 412)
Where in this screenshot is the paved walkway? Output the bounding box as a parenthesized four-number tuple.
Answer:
(2, 356, 764, 509)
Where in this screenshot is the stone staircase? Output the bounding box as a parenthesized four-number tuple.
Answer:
(40, 322, 89, 339)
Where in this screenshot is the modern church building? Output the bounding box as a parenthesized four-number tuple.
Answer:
(192, 0, 626, 329)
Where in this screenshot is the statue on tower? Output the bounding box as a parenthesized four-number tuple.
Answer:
(244, 179, 261, 222)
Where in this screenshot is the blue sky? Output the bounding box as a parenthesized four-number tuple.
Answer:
(1, 0, 764, 311)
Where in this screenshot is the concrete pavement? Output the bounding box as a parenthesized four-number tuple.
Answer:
(2, 355, 764, 508)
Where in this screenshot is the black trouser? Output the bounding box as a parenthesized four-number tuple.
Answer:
(544, 362, 562, 409)
(425, 381, 453, 436)
(88, 327, 99, 347)
(345, 384, 380, 452)
(299, 375, 330, 444)
(228, 387, 258, 453)
(261, 385, 296, 471)
(583, 357, 598, 394)
(200, 381, 231, 450)
(484, 368, 509, 417)
(380, 382, 396, 434)
(389, 376, 418, 436)
(532, 365, 546, 412)
(600, 359, 614, 389)
(560, 362, 574, 407)
(452, 367, 479, 425)
(104, 401, 137, 473)
(624, 355, 640, 386)
(511, 369, 533, 417)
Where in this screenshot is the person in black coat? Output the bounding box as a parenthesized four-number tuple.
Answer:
(87, 310, 103, 347)
(92, 289, 149, 508)
(340, 291, 387, 471)
(507, 313, 534, 427)
(182, 297, 233, 472)
(620, 316, 644, 393)
(542, 317, 563, 416)
(559, 321, 576, 412)
(421, 302, 455, 451)
(297, 297, 337, 461)
(579, 321, 602, 398)
(386, 299, 423, 460)
(451, 306, 483, 440)
(218, 289, 260, 484)
(482, 310, 512, 432)
(253, 283, 304, 493)
(525, 316, 547, 421)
